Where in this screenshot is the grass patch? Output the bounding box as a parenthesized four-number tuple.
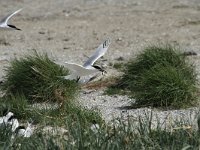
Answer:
(107, 44, 198, 108)
(1, 51, 79, 103)
(132, 64, 198, 108)
(0, 110, 200, 149)
(0, 93, 103, 127)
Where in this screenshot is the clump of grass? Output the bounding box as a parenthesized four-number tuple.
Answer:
(108, 44, 198, 108)
(133, 64, 197, 108)
(1, 51, 79, 103)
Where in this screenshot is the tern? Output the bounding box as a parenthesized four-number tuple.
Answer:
(24, 122, 33, 137)
(14, 122, 33, 138)
(63, 38, 111, 81)
(0, 112, 14, 125)
(11, 125, 26, 140)
(90, 120, 100, 133)
(0, 9, 22, 30)
(7, 115, 19, 132)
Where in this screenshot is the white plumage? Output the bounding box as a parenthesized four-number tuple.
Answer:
(7, 117, 19, 132)
(63, 38, 111, 81)
(24, 122, 33, 137)
(0, 112, 14, 125)
(0, 9, 22, 30)
(13, 122, 33, 138)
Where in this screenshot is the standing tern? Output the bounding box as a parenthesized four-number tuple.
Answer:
(0, 9, 22, 30)
(63, 38, 111, 81)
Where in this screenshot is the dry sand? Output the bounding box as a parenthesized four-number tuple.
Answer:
(1, 0, 200, 126)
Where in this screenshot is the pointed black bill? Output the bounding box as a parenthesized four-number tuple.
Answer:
(8, 24, 21, 30)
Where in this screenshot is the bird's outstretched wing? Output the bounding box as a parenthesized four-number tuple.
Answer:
(0, 9, 22, 25)
(24, 121, 33, 137)
(65, 62, 99, 76)
(83, 38, 111, 68)
(64, 62, 83, 72)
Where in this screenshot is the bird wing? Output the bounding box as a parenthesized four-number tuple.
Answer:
(24, 122, 33, 137)
(64, 62, 83, 73)
(0, 9, 22, 25)
(83, 38, 111, 68)
(64, 62, 99, 76)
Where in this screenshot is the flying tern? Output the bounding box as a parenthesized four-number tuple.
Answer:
(63, 38, 111, 81)
(0, 9, 22, 30)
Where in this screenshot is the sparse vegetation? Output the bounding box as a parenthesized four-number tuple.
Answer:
(0, 110, 200, 150)
(0, 94, 102, 126)
(107, 45, 198, 108)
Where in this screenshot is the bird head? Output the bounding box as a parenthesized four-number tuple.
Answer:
(6, 112, 14, 119)
(93, 65, 107, 75)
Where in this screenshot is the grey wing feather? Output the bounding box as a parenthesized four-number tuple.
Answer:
(64, 62, 82, 72)
(0, 9, 22, 24)
(83, 38, 111, 68)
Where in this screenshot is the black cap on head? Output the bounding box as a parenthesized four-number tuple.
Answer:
(92, 120, 97, 124)
(93, 65, 104, 72)
(8, 115, 16, 121)
(15, 126, 26, 133)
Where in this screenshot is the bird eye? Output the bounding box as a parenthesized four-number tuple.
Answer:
(103, 40, 108, 48)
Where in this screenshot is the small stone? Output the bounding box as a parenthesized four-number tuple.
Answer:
(63, 38, 70, 42)
(38, 31, 45, 34)
(47, 37, 53, 40)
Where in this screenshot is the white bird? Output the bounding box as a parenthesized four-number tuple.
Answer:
(0, 112, 14, 125)
(7, 116, 19, 132)
(90, 120, 100, 133)
(0, 9, 22, 30)
(63, 38, 111, 81)
(14, 126, 26, 137)
(90, 124, 100, 133)
(14, 121, 33, 137)
(24, 122, 33, 137)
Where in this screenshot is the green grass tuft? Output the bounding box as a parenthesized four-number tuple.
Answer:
(107, 44, 198, 108)
(133, 64, 198, 108)
(1, 51, 79, 103)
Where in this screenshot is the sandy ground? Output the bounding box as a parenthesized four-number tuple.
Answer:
(1, 0, 200, 126)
